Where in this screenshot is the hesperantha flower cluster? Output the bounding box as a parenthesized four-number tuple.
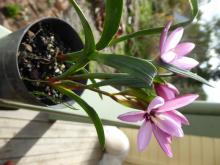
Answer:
(159, 21, 199, 70)
(118, 21, 199, 157)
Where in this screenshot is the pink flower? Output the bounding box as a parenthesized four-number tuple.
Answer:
(118, 94, 198, 157)
(155, 83, 179, 101)
(160, 21, 199, 70)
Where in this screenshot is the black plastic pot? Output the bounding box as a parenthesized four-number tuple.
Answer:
(0, 17, 84, 107)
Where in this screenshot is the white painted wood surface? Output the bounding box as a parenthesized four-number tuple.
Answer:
(0, 109, 102, 165)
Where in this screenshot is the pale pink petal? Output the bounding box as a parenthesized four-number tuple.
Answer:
(174, 111, 189, 125)
(166, 83, 180, 95)
(155, 84, 175, 100)
(161, 50, 176, 63)
(171, 57, 199, 70)
(137, 121, 153, 151)
(165, 110, 189, 125)
(174, 42, 195, 57)
(155, 83, 179, 101)
(164, 27, 184, 52)
(152, 114, 184, 137)
(157, 94, 199, 112)
(147, 96, 164, 113)
(160, 21, 173, 53)
(155, 85, 176, 101)
(152, 125, 173, 157)
(118, 111, 145, 122)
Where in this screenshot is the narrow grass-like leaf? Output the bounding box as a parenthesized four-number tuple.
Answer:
(69, 0, 95, 53)
(159, 61, 213, 87)
(64, 50, 85, 61)
(55, 85, 105, 148)
(70, 73, 131, 80)
(90, 52, 157, 86)
(96, 0, 123, 50)
(109, 0, 198, 45)
(82, 68, 103, 99)
(59, 57, 89, 78)
(89, 76, 148, 88)
(189, 0, 198, 18)
(68, 73, 148, 88)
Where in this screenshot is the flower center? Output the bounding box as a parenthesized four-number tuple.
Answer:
(144, 111, 156, 122)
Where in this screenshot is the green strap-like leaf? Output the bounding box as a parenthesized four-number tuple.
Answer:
(70, 73, 130, 79)
(59, 57, 89, 78)
(90, 52, 157, 86)
(55, 85, 105, 148)
(96, 0, 123, 50)
(82, 68, 103, 99)
(189, 0, 198, 17)
(64, 50, 85, 61)
(69, 0, 95, 53)
(88, 76, 148, 88)
(109, 0, 198, 45)
(159, 61, 213, 87)
(69, 72, 147, 88)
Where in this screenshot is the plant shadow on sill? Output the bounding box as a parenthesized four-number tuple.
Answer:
(0, 110, 103, 164)
(0, 112, 54, 164)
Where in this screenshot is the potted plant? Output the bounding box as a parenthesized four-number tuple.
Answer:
(0, 17, 85, 106)
(0, 0, 211, 157)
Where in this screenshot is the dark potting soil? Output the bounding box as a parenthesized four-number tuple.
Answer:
(18, 22, 71, 105)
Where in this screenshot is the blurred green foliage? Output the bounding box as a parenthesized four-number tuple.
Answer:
(3, 3, 22, 18)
